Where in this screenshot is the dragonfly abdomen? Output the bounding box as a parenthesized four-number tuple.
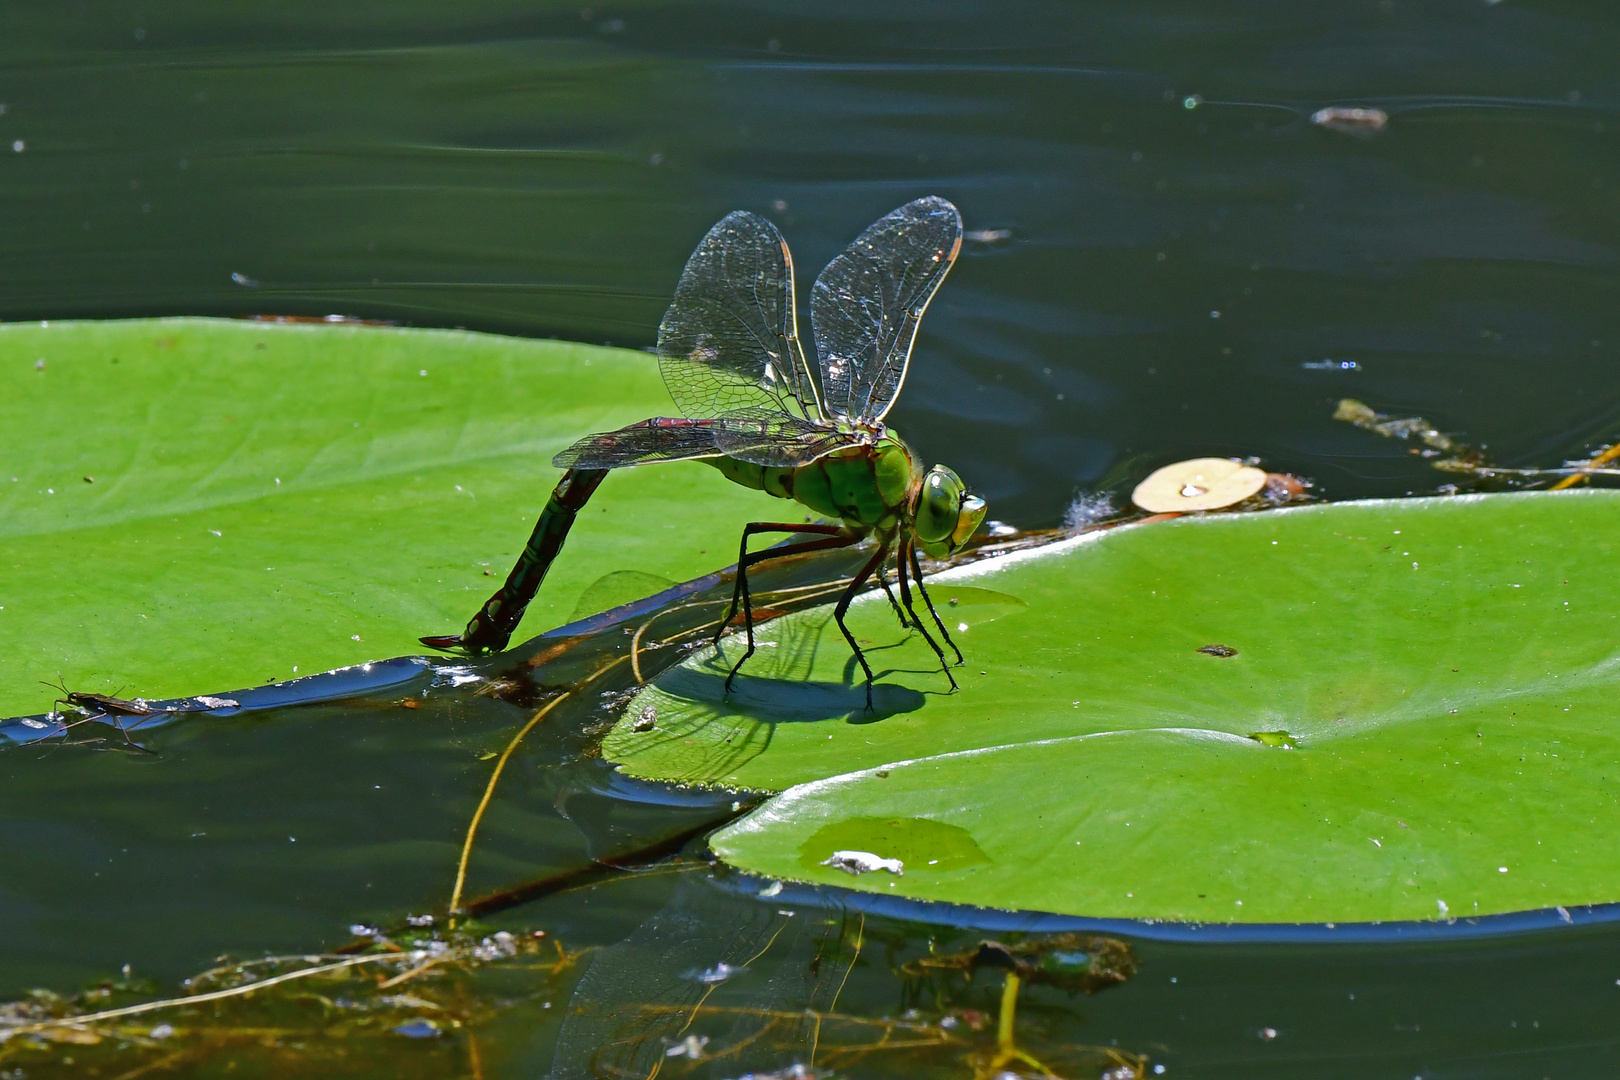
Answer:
(708, 456, 798, 501)
(708, 436, 917, 532)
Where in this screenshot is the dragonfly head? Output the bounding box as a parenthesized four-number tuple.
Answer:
(913, 465, 988, 558)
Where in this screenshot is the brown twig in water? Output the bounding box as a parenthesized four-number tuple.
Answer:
(376, 955, 449, 989)
(107, 1041, 219, 1080)
(460, 814, 744, 920)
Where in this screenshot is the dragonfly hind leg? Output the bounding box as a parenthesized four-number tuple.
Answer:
(716, 522, 863, 696)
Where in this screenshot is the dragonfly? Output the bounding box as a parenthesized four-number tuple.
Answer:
(422, 196, 987, 707)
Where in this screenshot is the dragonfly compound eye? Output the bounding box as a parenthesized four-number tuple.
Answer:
(915, 465, 967, 548)
(952, 493, 988, 548)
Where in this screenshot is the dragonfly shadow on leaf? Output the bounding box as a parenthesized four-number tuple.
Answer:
(656, 661, 925, 726)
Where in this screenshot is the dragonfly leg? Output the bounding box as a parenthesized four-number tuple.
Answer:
(909, 540, 964, 665)
(718, 524, 862, 696)
(876, 550, 910, 630)
(831, 542, 891, 712)
(421, 468, 609, 654)
(896, 537, 958, 691)
(714, 521, 850, 649)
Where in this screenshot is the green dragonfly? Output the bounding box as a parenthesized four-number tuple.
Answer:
(422, 196, 987, 706)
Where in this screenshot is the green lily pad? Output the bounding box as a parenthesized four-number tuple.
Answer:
(0, 317, 766, 717)
(608, 491, 1620, 923)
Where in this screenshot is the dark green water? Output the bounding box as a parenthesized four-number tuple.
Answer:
(3, 2, 1620, 1076)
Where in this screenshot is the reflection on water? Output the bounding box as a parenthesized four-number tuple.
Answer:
(4, 2, 1620, 1076)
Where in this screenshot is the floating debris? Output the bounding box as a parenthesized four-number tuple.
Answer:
(1197, 644, 1238, 658)
(1311, 106, 1388, 134)
(1262, 472, 1310, 504)
(1132, 457, 1268, 512)
(665, 1033, 709, 1058)
(821, 850, 904, 876)
(1063, 491, 1116, 531)
(0, 925, 578, 1073)
(686, 962, 739, 984)
(1334, 398, 1483, 471)
(902, 932, 1136, 993)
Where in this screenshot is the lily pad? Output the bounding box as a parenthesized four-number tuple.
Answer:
(607, 491, 1620, 923)
(0, 318, 766, 717)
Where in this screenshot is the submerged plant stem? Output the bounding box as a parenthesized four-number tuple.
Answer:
(1552, 441, 1620, 489)
(450, 691, 573, 916)
(2, 954, 399, 1038)
(811, 912, 865, 1067)
(997, 971, 1020, 1051)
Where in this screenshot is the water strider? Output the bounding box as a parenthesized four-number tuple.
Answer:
(423, 196, 987, 706)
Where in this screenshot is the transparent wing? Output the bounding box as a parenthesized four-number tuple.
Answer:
(811, 196, 963, 423)
(710, 408, 857, 469)
(657, 211, 823, 422)
(552, 418, 721, 469)
(551, 413, 855, 471)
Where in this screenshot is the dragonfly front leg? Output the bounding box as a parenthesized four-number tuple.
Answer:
(908, 540, 964, 665)
(896, 536, 958, 691)
(876, 549, 911, 630)
(717, 522, 862, 696)
(421, 468, 609, 654)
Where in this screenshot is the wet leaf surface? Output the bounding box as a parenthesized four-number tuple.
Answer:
(611, 491, 1620, 924)
(0, 318, 766, 717)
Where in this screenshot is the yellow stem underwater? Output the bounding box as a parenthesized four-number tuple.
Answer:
(449, 692, 571, 916)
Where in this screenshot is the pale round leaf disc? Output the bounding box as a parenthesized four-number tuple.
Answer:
(1131, 457, 1267, 512)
